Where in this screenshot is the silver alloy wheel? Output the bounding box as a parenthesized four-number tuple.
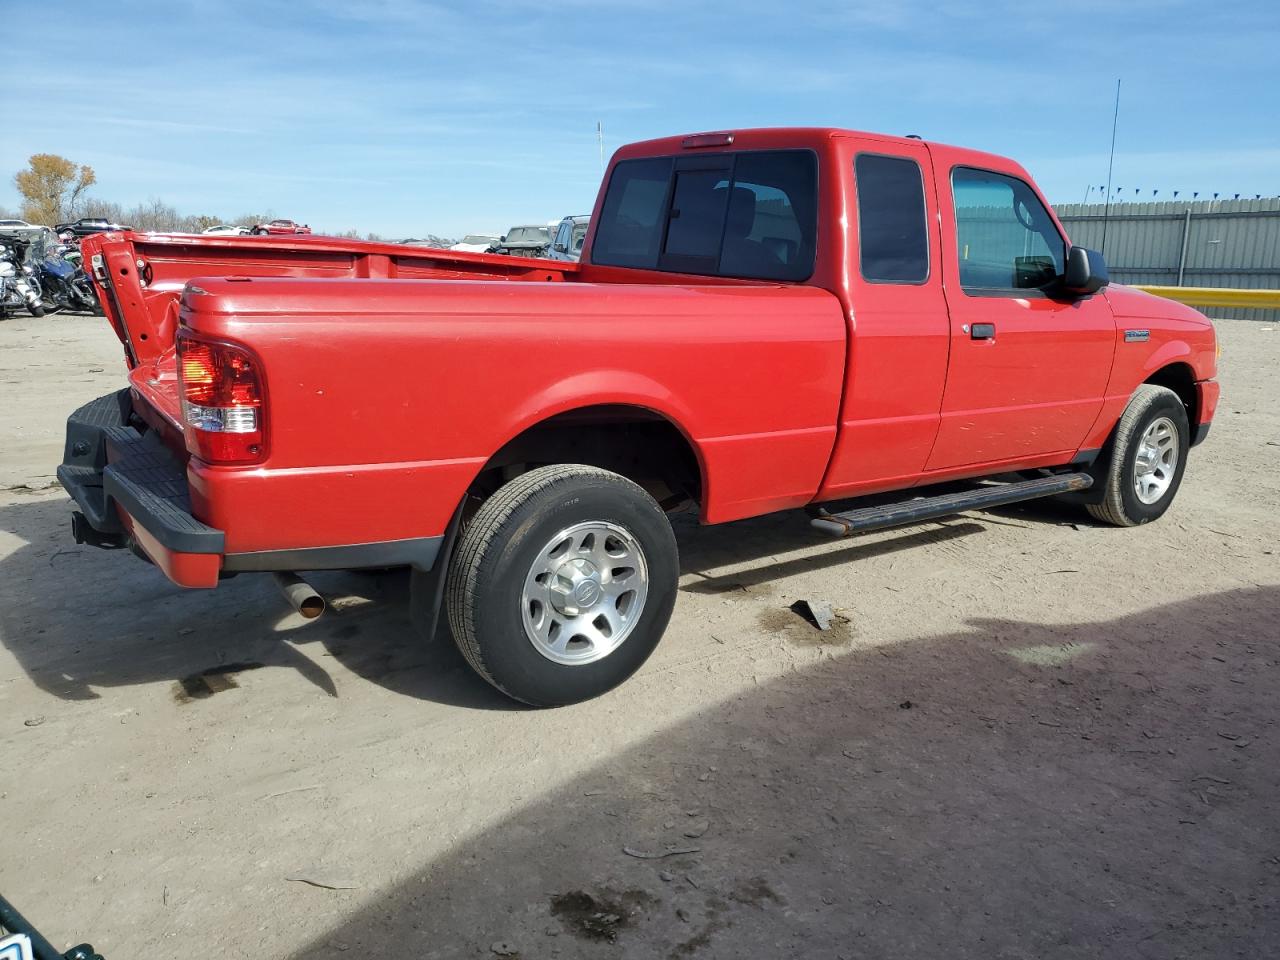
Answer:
(1133, 416, 1179, 504)
(521, 520, 649, 665)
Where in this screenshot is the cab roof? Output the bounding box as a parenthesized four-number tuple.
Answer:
(613, 126, 1017, 172)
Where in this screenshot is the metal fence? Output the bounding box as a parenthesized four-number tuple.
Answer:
(1054, 197, 1280, 322)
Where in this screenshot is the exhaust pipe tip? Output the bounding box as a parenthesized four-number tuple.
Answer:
(272, 572, 325, 619)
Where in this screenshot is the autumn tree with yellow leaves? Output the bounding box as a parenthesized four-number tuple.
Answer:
(14, 154, 96, 225)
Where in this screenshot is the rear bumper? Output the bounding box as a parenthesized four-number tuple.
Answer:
(58, 391, 226, 587)
(58, 390, 444, 588)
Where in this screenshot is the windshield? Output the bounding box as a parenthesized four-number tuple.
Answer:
(507, 227, 549, 242)
(22, 227, 59, 263)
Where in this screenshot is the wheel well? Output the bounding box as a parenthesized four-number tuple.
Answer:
(473, 405, 704, 511)
(1144, 362, 1198, 426)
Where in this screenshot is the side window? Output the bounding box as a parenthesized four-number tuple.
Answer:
(554, 222, 570, 251)
(855, 154, 928, 283)
(591, 157, 673, 268)
(952, 167, 1065, 292)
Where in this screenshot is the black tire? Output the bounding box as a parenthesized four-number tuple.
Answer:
(28, 302, 45, 317)
(74, 281, 99, 313)
(1086, 384, 1190, 527)
(446, 465, 678, 707)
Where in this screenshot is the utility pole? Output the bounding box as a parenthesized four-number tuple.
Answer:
(597, 121, 605, 171)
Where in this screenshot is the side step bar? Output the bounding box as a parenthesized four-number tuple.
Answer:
(811, 473, 1093, 538)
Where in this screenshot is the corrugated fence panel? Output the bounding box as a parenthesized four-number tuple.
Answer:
(1055, 198, 1280, 322)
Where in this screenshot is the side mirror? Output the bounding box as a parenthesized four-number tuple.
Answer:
(1062, 245, 1109, 295)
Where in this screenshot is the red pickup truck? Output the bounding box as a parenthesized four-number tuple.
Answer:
(60, 127, 1219, 706)
(250, 218, 312, 236)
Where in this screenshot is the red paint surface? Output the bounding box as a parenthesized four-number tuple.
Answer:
(82, 128, 1219, 588)
(116, 507, 222, 588)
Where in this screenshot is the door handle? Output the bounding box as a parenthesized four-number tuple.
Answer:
(970, 323, 996, 340)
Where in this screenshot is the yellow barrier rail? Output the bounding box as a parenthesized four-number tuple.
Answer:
(1133, 285, 1280, 309)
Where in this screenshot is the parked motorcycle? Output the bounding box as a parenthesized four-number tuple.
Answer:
(35, 246, 98, 314)
(0, 238, 44, 318)
(19, 231, 100, 315)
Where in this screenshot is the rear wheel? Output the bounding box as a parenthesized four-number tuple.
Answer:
(1086, 384, 1189, 526)
(446, 465, 678, 706)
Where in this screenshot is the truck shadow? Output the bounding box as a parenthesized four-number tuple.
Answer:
(0, 495, 515, 710)
(0, 491, 1068, 710)
(675, 510, 986, 594)
(281, 584, 1280, 959)
(673, 474, 1094, 595)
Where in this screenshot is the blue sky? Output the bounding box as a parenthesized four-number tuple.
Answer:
(5, 0, 1277, 237)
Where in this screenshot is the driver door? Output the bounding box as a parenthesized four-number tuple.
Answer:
(925, 158, 1115, 471)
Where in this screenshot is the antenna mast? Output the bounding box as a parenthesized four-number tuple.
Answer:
(1101, 79, 1121, 255)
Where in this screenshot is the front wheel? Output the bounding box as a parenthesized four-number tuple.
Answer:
(1086, 384, 1190, 526)
(446, 465, 678, 706)
(72, 281, 99, 313)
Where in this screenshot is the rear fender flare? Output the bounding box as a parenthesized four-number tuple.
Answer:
(485, 369, 709, 503)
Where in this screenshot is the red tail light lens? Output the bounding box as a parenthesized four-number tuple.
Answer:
(176, 331, 267, 464)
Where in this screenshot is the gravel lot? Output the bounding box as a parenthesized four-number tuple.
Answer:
(1, 312, 1276, 959)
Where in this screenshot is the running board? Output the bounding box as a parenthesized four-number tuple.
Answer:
(810, 473, 1093, 538)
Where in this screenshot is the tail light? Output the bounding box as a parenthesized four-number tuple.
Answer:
(176, 331, 267, 464)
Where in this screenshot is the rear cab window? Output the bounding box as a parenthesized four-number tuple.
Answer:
(591, 150, 818, 281)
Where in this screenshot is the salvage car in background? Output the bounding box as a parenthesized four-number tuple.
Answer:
(0, 218, 48, 245)
(493, 224, 551, 257)
(250, 219, 312, 235)
(202, 224, 251, 236)
(546, 215, 590, 262)
(53, 217, 131, 237)
(450, 234, 503, 253)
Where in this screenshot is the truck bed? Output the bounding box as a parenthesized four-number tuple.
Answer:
(83, 231, 581, 369)
(71, 230, 848, 587)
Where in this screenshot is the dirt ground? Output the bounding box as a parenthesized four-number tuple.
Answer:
(0, 312, 1276, 959)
